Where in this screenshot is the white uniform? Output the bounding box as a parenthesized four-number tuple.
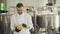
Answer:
(10, 12, 33, 34)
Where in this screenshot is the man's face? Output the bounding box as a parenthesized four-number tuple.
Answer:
(16, 7, 24, 14)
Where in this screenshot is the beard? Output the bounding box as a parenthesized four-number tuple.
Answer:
(18, 11, 23, 15)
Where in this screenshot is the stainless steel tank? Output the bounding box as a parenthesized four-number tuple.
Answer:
(32, 15, 59, 34)
(0, 14, 11, 34)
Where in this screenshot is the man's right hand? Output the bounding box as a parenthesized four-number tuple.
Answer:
(15, 27, 21, 32)
(14, 24, 23, 32)
(17, 24, 24, 30)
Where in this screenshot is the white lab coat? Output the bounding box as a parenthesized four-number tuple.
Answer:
(10, 12, 33, 34)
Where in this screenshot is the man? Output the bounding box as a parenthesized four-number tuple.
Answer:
(10, 3, 33, 34)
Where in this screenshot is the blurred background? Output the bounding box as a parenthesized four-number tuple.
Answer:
(0, 0, 60, 34)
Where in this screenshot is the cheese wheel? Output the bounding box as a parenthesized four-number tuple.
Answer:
(17, 24, 24, 30)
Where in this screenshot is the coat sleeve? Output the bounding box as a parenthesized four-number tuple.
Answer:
(10, 16, 15, 31)
(27, 14, 33, 30)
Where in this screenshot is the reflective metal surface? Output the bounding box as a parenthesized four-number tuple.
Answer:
(0, 14, 11, 34)
(32, 15, 60, 34)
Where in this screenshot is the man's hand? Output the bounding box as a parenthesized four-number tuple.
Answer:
(22, 24, 27, 27)
(15, 27, 21, 32)
(15, 24, 24, 32)
(17, 24, 24, 30)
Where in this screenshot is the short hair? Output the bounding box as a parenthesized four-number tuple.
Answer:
(16, 3, 24, 8)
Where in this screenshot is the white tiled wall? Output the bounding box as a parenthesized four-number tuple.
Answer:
(6, 0, 48, 12)
(56, 0, 60, 6)
(6, 0, 60, 12)
(6, 0, 20, 10)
